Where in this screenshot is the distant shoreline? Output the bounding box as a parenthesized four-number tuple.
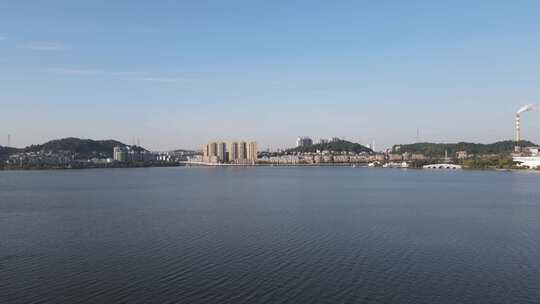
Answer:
(2, 162, 539, 172)
(182, 161, 357, 167)
(0, 162, 183, 172)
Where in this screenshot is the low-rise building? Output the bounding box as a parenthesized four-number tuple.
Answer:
(411, 153, 426, 161)
(388, 154, 403, 161)
(456, 151, 468, 159)
(513, 156, 540, 169)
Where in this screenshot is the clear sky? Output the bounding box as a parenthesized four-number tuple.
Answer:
(1, 0, 540, 150)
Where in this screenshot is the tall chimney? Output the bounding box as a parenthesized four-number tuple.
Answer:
(515, 114, 521, 153)
(515, 114, 521, 142)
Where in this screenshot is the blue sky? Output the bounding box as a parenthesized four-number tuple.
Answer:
(1, 0, 540, 150)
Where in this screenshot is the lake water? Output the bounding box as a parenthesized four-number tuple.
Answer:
(1, 167, 540, 304)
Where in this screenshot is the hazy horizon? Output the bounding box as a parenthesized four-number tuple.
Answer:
(2, 1, 540, 150)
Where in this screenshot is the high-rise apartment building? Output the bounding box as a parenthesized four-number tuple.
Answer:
(202, 142, 219, 163)
(217, 142, 226, 162)
(247, 142, 258, 161)
(208, 142, 218, 157)
(202, 140, 257, 164)
(238, 142, 247, 159)
(228, 142, 239, 162)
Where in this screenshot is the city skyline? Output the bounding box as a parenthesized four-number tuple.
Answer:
(2, 1, 540, 150)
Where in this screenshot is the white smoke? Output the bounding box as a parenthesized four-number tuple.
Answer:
(517, 104, 538, 114)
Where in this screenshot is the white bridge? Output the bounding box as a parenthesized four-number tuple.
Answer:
(423, 164, 462, 170)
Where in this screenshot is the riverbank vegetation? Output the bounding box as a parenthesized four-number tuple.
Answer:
(287, 140, 373, 154)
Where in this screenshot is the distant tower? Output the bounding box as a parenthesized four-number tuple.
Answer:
(515, 114, 521, 142)
(416, 128, 420, 143)
(7, 134, 11, 147)
(515, 114, 521, 152)
(514, 104, 540, 152)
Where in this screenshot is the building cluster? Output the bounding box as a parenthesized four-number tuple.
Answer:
(513, 146, 540, 168)
(259, 151, 374, 165)
(4, 149, 139, 169)
(113, 146, 191, 163)
(517, 146, 540, 156)
(296, 136, 342, 147)
(5, 151, 75, 167)
(113, 146, 155, 162)
(195, 141, 258, 164)
(258, 149, 436, 165)
(383, 152, 428, 162)
(2, 145, 192, 169)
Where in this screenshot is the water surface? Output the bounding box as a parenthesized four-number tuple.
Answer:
(1, 167, 540, 303)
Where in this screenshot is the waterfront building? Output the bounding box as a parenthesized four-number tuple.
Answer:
(411, 153, 426, 161)
(333, 155, 350, 163)
(217, 142, 227, 162)
(514, 156, 540, 168)
(375, 154, 385, 161)
(202, 142, 218, 163)
(209, 142, 218, 157)
(239, 142, 247, 159)
(402, 152, 412, 161)
(7, 151, 74, 167)
(114, 146, 155, 163)
(388, 154, 403, 162)
(523, 147, 540, 155)
(456, 151, 468, 159)
(128, 149, 144, 162)
(228, 142, 239, 162)
(113, 146, 127, 162)
(238, 142, 247, 159)
(247, 142, 258, 161)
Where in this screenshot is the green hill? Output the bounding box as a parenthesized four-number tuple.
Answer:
(288, 140, 373, 154)
(24, 138, 146, 159)
(392, 140, 536, 157)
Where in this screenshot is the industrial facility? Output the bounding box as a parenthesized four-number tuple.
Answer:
(515, 104, 540, 147)
(513, 104, 540, 168)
